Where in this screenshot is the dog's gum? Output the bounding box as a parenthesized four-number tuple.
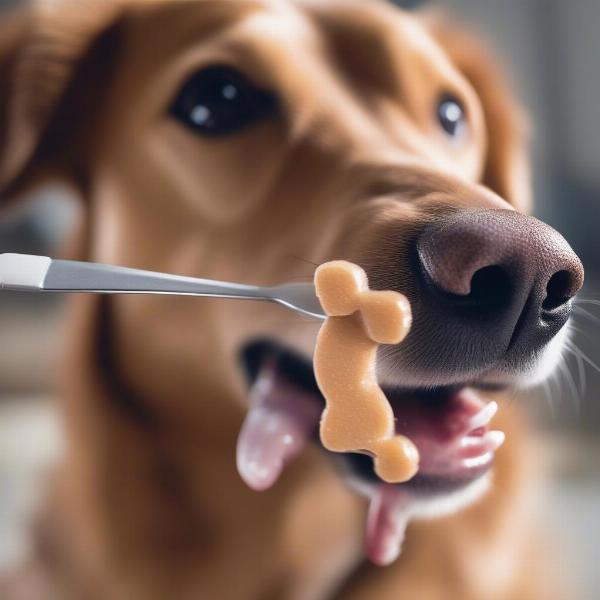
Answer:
(313, 260, 419, 483)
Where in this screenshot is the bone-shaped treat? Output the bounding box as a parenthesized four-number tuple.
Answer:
(313, 261, 419, 483)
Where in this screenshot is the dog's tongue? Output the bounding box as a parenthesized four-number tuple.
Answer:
(237, 362, 411, 565)
(236, 361, 321, 491)
(365, 485, 412, 566)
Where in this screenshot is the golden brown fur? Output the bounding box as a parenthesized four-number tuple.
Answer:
(0, 1, 568, 598)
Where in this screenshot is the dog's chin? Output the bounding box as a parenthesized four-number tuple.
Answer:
(236, 332, 565, 565)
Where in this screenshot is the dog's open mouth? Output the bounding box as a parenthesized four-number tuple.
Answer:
(238, 340, 506, 564)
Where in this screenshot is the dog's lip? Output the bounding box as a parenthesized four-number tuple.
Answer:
(238, 339, 505, 493)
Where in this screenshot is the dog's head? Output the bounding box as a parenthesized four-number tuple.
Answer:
(0, 0, 583, 541)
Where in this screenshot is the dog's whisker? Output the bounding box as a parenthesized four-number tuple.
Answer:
(285, 253, 319, 268)
(572, 305, 600, 329)
(573, 345, 587, 399)
(564, 339, 600, 376)
(565, 329, 588, 398)
(567, 324, 586, 337)
(542, 378, 557, 419)
(574, 298, 600, 308)
(550, 365, 564, 415)
(567, 321, 598, 349)
(557, 358, 581, 420)
(571, 344, 587, 398)
(540, 379, 555, 419)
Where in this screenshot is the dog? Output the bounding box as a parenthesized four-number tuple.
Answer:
(0, 0, 584, 598)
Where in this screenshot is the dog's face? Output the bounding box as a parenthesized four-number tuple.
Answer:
(0, 0, 584, 547)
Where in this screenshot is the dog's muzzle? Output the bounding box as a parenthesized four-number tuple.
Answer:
(236, 207, 584, 566)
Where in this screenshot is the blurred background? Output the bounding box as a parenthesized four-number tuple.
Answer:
(0, 0, 598, 597)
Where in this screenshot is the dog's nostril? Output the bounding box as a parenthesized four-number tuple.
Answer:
(413, 210, 584, 366)
(542, 270, 574, 312)
(466, 265, 511, 310)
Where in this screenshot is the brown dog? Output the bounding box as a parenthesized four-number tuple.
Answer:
(0, 0, 584, 598)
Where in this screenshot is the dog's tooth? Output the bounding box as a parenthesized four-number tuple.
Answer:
(485, 430, 505, 450)
(459, 429, 505, 452)
(468, 401, 498, 431)
(460, 436, 484, 449)
(463, 451, 494, 469)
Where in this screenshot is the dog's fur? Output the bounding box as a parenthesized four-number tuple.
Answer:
(0, 1, 570, 598)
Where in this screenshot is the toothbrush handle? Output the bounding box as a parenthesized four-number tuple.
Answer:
(0, 253, 268, 300)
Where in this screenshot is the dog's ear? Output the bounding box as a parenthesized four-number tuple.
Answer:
(0, 1, 125, 201)
(425, 14, 532, 213)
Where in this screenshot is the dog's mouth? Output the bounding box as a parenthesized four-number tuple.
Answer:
(357, 384, 505, 488)
(237, 340, 506, 564)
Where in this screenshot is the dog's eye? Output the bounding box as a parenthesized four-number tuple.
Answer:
(437, 95, 466, 138)
(170, 65, 277, 136)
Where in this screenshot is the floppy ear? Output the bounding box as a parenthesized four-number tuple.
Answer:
(0, 0, 125, 201)
(424, 14, 532, 213)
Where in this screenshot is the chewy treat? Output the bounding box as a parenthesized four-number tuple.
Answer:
(313, 261, 419, 483)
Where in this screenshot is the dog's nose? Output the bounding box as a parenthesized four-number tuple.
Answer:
(416, 209, 584, 345)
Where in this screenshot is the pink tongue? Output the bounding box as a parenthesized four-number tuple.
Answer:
(236, 361, 321, 491)
(366, 485, 412, 566)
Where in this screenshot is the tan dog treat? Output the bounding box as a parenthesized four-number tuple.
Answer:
(313, 261, 419, 483)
